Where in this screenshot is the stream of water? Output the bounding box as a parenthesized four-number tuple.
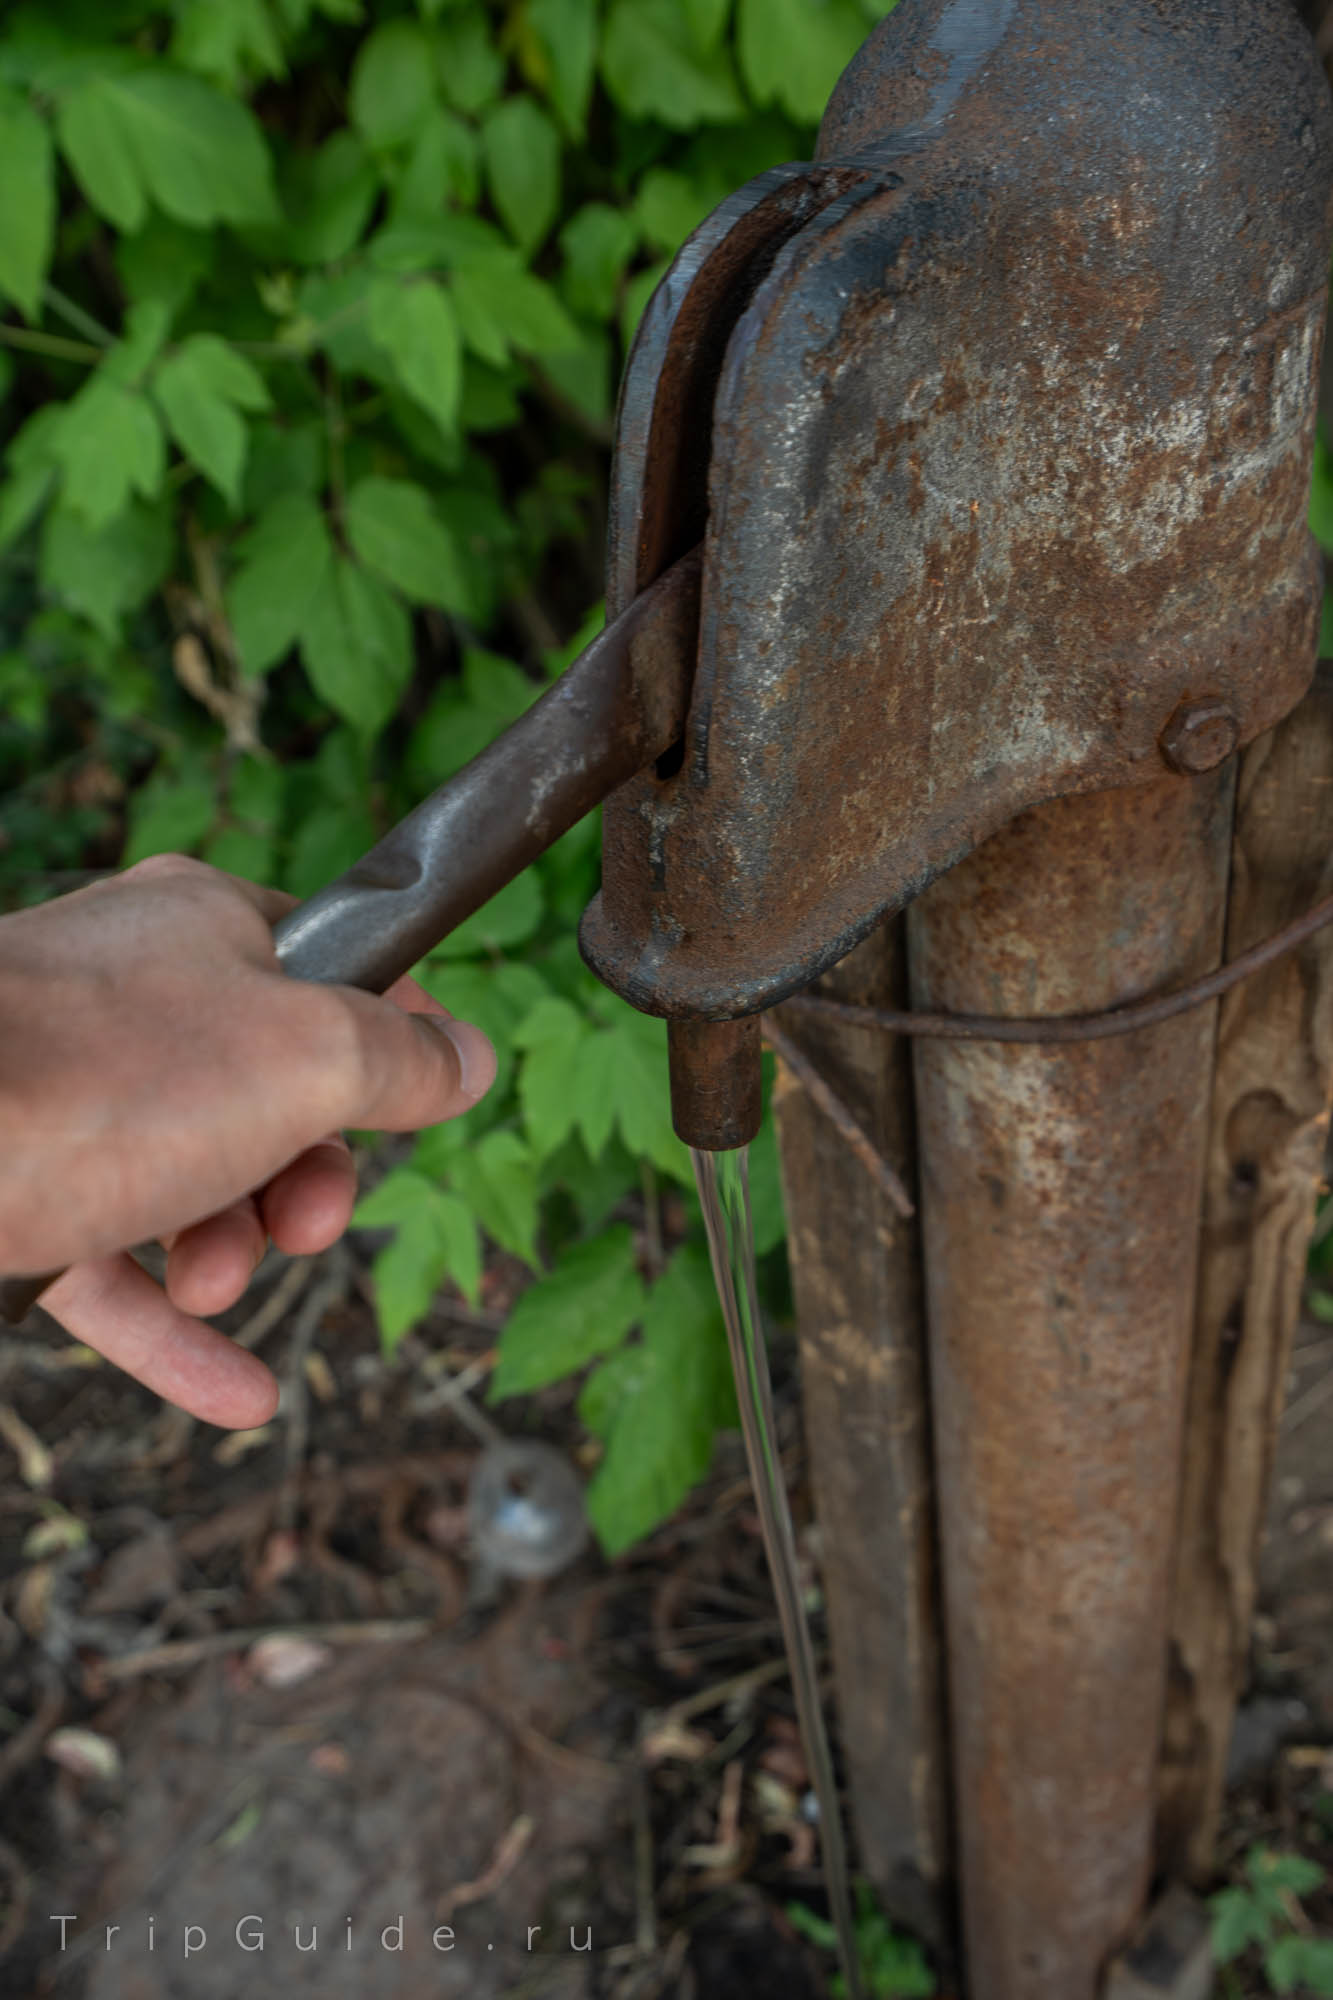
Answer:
(690, 1145, 865, 2000)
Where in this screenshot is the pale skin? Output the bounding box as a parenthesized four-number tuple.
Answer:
(0, 853, 497, 1431)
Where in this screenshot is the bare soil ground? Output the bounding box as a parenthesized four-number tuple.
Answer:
(0, 1183, 1328, 2000)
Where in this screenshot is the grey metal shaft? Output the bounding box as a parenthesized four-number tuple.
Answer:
(271, 547, 700, 990)
(907, 770, 1235, 1999)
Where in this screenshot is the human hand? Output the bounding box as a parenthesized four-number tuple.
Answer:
(0, 853, 496, 1429)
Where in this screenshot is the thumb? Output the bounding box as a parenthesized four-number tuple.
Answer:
(328, 991, 498, 1132)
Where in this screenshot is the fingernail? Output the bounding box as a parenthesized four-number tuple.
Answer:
(423, 1015, 497, 1103)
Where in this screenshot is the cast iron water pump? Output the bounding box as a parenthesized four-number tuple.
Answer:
(3, 4, 1331, 1993)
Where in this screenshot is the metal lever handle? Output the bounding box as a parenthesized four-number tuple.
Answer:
(0, 547, 701, 1327)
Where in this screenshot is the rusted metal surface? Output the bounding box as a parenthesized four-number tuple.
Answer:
(267, 545, 701, 996)
(582, 0, 1333, 1024)
(907, 769, 1235, 1999)
(607, 161, 874, 617)
(1159, 665, 1333, 1881)
(771, 923, 953, 1962)
(665, 1015, 763, 1150)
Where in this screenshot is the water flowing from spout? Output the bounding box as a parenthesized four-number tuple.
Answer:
(691, 1145, 865, 2000)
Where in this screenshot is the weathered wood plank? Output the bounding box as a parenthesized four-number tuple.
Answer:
(1158, 664, 1333, 1879)
(771, 918, 950, 1951)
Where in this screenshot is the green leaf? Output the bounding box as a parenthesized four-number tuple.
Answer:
(153, 334, 269, 507)
(171, 0, 286, 89)
(584, 1244, 735, 1556)
(0, 458, 55, 551)
(350, 18, 436, 149)
(1208, 1885, 1271, 1963)
(540, 332, 613, 431)
(736, 0, 869, 124)
(355, 1163, 443, 1228)
(481, 95, 560, 254)
(39, 497, 172, 639)
(1268, 1936, 1333, 1996)
(604, 1010, 692, 1182)
(227, 492, 334, 675)
(0, 88, 53, 319)
(559, 203, 638, 321)
(572, 1029, 616, 1160)
(601, 0, 744, 128)
(357, 1173, 482, 1348)
(577, 1341, 649, 1444)
(393, 106, 480, 216)
(345, 474, 469, 612)
(451, 256, 581, 360)
(451, 1129, 540, 1267)
(524, 0, 597, 138)
(104, 300, 173, 389)
(431, 869, 545, 958)
(683, 0, 732, 49)
(368, 275, 463, 435)
(286, 129, 378, 265)
(121, 763, 217, 865)
(48, 376, 164, 532)
(243, 418, 325, 512)
(298, 557, 414, 738)
(489, 1224, 647, 1401)
(1251, 1848, 1325, 1898)
(56, 78, 145, 233)
(203, 825, 275, 879)
(635, 168, 715, 254)
(434, 11, 505, 116)
(413, 958, 548, 1107)
(116, 216, 213, 320)
(59, 70, 279, 232)
(404, 646, 538, 788)
(283, 797, 379, 900)
(786, 1901, 839, 1952)
(622, 256, 673, 348)
(515, 995, 588, 1159)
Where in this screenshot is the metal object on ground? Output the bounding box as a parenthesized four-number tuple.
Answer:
(908, 769, 1235, 1996)
(467, 1439, 589, 1582)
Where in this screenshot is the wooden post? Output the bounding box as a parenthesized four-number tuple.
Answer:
(772, 918, 951, 1953)
(1158, 664, 1333, 1879)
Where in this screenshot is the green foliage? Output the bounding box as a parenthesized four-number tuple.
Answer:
(0, 0, 890, 1555)
(1210, 1846, 1333, 1996)
(787, 1881, 936, 1998)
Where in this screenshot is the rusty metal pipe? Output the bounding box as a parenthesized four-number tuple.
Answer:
(268, 546, 701, 993)
(906, 769, 1235, 1997)
(667, 1016, 763, 1149)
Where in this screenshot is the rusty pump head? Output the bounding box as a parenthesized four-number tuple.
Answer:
(579, 0, 1333, 1149)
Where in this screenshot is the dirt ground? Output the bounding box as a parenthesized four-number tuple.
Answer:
(0, 1174, 1329, 2000)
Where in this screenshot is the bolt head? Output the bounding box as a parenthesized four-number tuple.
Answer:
(1159, 700, 1238, 775)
